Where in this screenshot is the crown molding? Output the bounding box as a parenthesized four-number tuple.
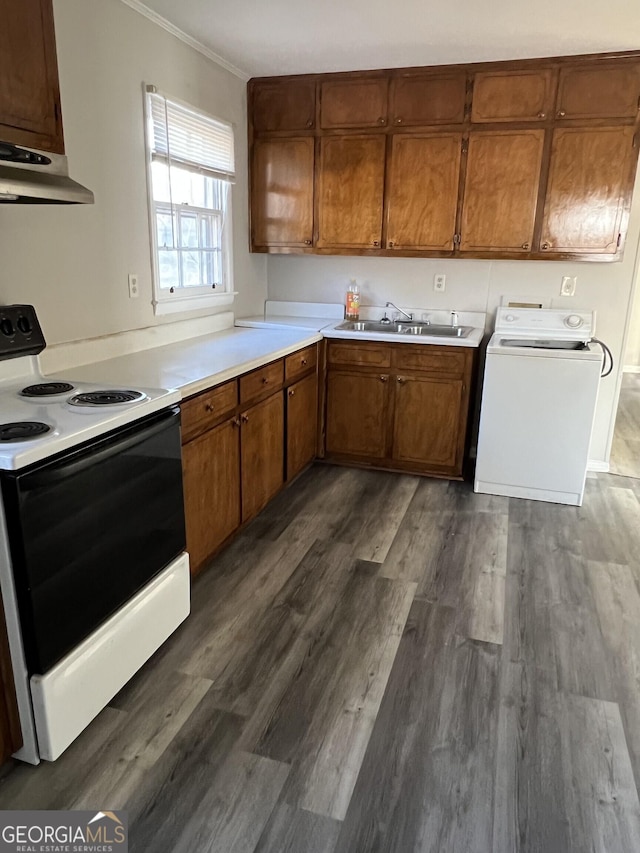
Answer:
(118, 0, 250, 81)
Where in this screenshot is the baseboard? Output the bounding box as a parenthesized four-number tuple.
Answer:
(587, 459, 610, 473)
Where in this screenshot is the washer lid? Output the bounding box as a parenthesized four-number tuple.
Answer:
(487, 332, 603, 361)
(494, 307, 595, 340)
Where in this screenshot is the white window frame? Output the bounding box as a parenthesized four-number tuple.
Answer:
(143, 86, 237, 316)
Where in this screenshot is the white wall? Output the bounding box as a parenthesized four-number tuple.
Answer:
(624, 262, 640, 370)
(0, 0, 267, 346)
(267, 175, 640, 465)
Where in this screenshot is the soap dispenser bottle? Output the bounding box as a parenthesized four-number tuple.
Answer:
(346, 279, 360, 320)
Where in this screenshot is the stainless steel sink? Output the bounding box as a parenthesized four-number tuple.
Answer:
(336, 320, 472, 338)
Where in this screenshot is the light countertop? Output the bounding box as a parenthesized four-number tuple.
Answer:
(52, 326, 322, 398)
(322, 325, 484, 348)
(236, 315, 340, 331)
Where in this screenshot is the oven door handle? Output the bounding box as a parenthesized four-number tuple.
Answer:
(21, 408, 179, 490)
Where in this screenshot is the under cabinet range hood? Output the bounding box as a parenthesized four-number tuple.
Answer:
(0, 141, 94, 204)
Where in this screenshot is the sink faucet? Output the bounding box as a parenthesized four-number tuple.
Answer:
(386, 301, 413, 322)
(450, 311, 459, 328)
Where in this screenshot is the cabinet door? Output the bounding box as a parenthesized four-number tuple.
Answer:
(471, 69, 555, 123)
(241, 393, 284, 522)
(182, 418, 241, 576)
(0, 0, 64, 153)
(0, 592, 21, 765)
(325, 370, 390, 458)
(317, 135, 386, 249)
(541, 126, 635, 255)
(389, 72, 467, 126)
(392, 375, 465, 471)
(251, 138, 314, 248)
(320, 78, 388, 129)
(460, 129, 544, 253)
(386, 133, 462, 251)
(251, 80, 316, 131)
(555, 64, 640, 120)
(286, 373, 318, 480)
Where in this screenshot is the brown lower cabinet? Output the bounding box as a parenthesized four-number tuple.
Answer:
(0, 592, 21, 764)
(182, 417, 241, 573)
(325, 340, 475, 478)
(241, 392, 284, 522)
(181, 344, 319, 576)
(286, 372, 318, 480)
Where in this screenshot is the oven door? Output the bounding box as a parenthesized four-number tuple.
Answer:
(1, 406, 185, 674)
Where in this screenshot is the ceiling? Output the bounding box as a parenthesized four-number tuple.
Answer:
(136, 0, 640, 78)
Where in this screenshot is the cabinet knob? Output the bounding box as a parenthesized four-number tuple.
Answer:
(541, 242, 551, 250)
(395, 117, 403, 124)
(205, 403, 214, 412)
(304, 239, 312, 245)
(301, 358, 308, 366)
(231, 417, 241, 428)
(373, 240, 380, 247)
(261, 377, 269, 384)
(288, 389, 295, 397)
(241, 414, 249, 423)
(397, 376, 406, 385)
(521, 242, 530, 250)
(388, 241, 395, 248)
(537, 112, 546, 119)
(557, 110, 566, 118)
(378, 117, 386, 125)
(306, 118, 313, 127)
(379, 374, 389, 382)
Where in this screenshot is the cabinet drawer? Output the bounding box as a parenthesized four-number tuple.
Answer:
(327, 341, 391, 368)
(182, 380, 238, 442)
(240, 359, 284, 405)
(392, 345, 467, 376)
(285, 344, 317, 383)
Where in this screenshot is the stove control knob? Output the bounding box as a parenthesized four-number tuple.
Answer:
(565, 314, 583, 329)
(16, 315, 31, 334)
(0, 318, 14, 337)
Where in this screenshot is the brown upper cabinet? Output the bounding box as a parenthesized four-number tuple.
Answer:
(555, 62, 640, 120)
(0, 0, 64, 153)
(471, 69, 556, 122)
(251, 137, 315, 248)
(248, 50, 640, 261)
(386, 133, 462, 251)
(317, 135, 386, 249)
(251, 79, 316, 132)
(541, 125, 635, 254)
(320, 78, 389, 129)
(460, 130, 545, 253)
(389, 72, 467, 126)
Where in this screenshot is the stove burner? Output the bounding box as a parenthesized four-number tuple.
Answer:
(21, 381, 75, 397)
(0, 421, 52, 442)
(68, 390, 145, 407)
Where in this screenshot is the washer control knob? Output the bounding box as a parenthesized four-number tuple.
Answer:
(565, 314, 583, 329)
(505, 313, 516, 322)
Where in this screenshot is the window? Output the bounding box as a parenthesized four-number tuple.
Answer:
(144, 87, 235, 315)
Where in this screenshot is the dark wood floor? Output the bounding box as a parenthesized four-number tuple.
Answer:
(610, 373, 640, 478)
(2, 464, 640, 852)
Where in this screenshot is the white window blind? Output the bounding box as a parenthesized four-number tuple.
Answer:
(147, 87, 235, 182)
(144, 86, 236, 315)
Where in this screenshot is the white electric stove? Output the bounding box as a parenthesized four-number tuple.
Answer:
(474, 307, 612, 506)
(0, 305, 190, 764)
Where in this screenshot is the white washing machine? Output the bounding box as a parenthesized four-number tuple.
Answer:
(474, 307, 611, 506)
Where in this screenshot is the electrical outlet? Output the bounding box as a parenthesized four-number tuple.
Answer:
(434, 274, 446, 292)
(128, 273, 139, 299)
(560, 275, 577, 297)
